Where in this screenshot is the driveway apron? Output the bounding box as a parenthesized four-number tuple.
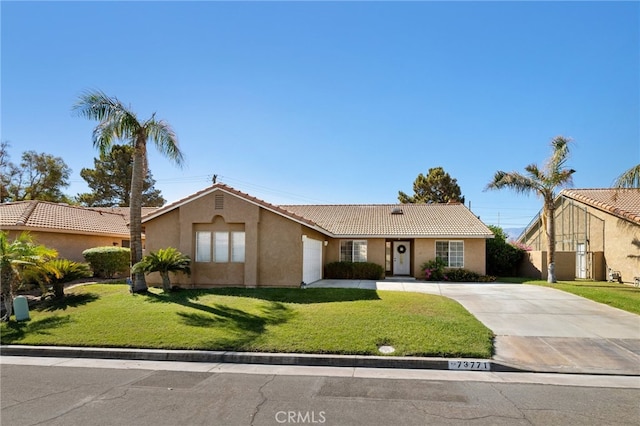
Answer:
(308, 280, 640, 375)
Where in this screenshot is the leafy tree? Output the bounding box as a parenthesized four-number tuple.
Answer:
(486, 136, 575, 283)
(613, 164, 640, 188)
(37, 259, 92, 299)
(398, 167, 465, 204)
(132, 247, 191, 293)
(485, 225, 525, 277)
(77, 144, 166, 207)
(0, 144, 72, 203)
(0, 231, 57, 321)
(73, 90, 185, 293)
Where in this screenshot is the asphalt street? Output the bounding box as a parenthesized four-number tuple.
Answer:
(2, 358, 639, 426)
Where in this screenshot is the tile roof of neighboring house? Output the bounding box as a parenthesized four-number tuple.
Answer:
(280, 204, 493, 237)
(0, 201, 131, 236)
(142, 183, 493, 238)
(560, 188, 640, 225)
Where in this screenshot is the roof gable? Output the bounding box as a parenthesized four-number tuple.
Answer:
(560, 188, 640, 225)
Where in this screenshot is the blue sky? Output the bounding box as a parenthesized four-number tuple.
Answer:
(2, 1, 638, 232)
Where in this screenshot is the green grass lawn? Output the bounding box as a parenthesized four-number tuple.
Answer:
(0, 284, 494, 358)
(500, 277, 640, 315)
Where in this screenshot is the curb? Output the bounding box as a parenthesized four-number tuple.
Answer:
(1, 345, 525, 373)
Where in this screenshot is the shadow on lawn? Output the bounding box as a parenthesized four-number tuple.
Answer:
(145, 291, 295, 346)
(1, 315, 71, 342)
(35, 293, 100, 312)
(188, 287, 381, 304)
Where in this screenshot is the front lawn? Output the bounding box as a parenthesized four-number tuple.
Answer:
(0, 284, 494, 358)
(501, 278, 640, 315)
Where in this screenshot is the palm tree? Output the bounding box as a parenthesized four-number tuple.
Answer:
(73, 90, 185, 293)
(37, 259, 93, 299)
(486, 136, 575, 283)
(131, 247, 191, 293)
(1, 231, 57, 321)
(614, 164, 640, 188)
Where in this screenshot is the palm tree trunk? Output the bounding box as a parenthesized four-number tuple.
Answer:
(161, 272, 171, 293)
(130, 137, 147, 293)
(543, 198, 557, 283)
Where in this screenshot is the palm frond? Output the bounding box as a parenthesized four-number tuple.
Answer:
(145, 119, 185, 168)
(614, 164, 640, 188)
(485, 170, 538, 195)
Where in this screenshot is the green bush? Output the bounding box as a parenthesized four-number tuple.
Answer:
(486, 225, 526, 276)
(324, 262, 384, 280)
(421, 259, 496, 282)
(82, 246, 130, 278)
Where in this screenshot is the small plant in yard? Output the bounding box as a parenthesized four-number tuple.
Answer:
(131, 247, 191, 292)
(37, 259, 92, 299)
(421, 258, 447, 281)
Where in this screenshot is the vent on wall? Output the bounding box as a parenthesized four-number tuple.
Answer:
(215, 195, 224, 210)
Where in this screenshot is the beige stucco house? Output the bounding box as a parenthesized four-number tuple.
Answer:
(141, 183, 494, 288)
(0, 200, 145, 262)
(517, 188, 640, 283)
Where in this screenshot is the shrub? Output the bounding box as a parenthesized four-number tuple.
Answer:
(82, 246, 130, 278)
(421, 258, 447, 281)
(38, 259, 92, 299)
(324, 262, 384, 280)
(421, 258, 496, 282)
(486, 225, 526, 276)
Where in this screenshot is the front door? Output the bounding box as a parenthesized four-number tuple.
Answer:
(393, 241, 411, 275)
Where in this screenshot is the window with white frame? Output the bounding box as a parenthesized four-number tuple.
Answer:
(340, 240, 367, 262)
(231, 232, 246, 262)
(195, 231, 212, 262)
(214, 232, 229, 262)
(436, 241, 464, 268)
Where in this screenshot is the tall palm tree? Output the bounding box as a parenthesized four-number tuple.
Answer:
(486, 136, 575, 283)
(131, 247, 191, 293)
(73, 90, 185, 293)
(1, 231, 57, 321)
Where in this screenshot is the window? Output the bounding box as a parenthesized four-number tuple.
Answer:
(214, 232, 229, 262)
(340, 240, 367, 262)
(231, 232, 245, 262)
(195, 231, 212, 262)
(436, 241, 464, 268)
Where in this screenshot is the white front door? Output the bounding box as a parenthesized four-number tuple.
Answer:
(576, 243, 586, 279)
(393, 241, 411, 275)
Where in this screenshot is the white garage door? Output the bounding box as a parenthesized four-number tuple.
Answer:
(302, 237, 323, 285)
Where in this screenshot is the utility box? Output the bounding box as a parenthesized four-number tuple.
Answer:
(13, 296, 30, 321)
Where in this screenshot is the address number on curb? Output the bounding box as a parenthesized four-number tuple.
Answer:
(448, 361, 490, 371)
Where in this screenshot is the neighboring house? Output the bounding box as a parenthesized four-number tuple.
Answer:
(141, 183, 494, 288)
(0, 201, 153, 262)
(517, 188, 640, 283)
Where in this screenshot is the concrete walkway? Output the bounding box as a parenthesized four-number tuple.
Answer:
(307, 280, 640, 375)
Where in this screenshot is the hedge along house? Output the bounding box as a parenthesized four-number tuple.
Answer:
(141, 183, 494, 288)
(517, 188, 640, 283)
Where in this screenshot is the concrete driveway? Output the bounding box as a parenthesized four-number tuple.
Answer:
(307, 280, 640, 375)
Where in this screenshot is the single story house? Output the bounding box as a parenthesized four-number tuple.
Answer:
(141, 183, 494, 288)
(0, 201, 152, 262)
(517, 188, 640, 283)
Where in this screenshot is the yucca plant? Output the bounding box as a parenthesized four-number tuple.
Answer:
(131, 247, 191, 293)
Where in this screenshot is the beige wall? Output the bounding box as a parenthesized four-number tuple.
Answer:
(519, 251, 576, 280)
(520, 196, 639, 282)
(413, 238, 486, 278)
(5, 230, 129, 263)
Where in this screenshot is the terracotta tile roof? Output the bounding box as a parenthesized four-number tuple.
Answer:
(0, 201, 131, 236)
(560, 188, 640, 224)
(280, 203, 493, 237)
(142, 183, 493, 238)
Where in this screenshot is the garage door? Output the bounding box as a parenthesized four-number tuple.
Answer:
(302, 237, 323, 285)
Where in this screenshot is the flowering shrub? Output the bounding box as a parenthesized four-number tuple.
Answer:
(421, 258, 447, 281)
(421, 258, 496, 282)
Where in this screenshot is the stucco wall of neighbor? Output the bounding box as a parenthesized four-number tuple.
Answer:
(520, 196, 638, 281)
(5, 230, 128, 263)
